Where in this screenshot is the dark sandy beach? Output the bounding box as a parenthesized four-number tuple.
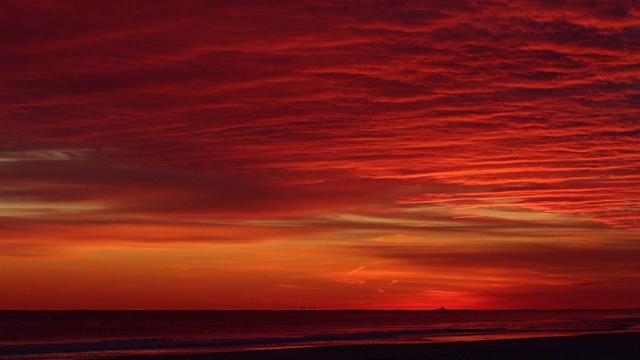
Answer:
(107, 331, 640, 360)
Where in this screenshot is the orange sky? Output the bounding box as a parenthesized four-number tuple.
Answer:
(1, 0, 639, 310)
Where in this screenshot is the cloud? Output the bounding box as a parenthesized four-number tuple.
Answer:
(3, 0, 638, 232)
(347, 266, 366, 276)
(1, 0, 639, 308)
(355, 242, 640, 274)
(0, 241, 63, 258)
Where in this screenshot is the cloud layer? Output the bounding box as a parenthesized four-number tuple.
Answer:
(1, 0, 639, 309)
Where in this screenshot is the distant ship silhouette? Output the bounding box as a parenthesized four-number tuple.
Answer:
(437, 307, 447, 311)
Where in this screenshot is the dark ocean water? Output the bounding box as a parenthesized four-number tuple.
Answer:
(1, 310, 639, 359)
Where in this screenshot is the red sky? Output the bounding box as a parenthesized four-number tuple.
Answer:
(1, 0, 639, 310)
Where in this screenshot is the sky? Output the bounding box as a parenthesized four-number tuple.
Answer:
(1, 0, 639, 310)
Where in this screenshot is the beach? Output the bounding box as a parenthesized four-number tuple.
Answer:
(2, 310, 639, 359)
(105, 332, 640, 360)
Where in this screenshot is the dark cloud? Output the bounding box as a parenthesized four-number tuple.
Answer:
(354, 242, 640, 273)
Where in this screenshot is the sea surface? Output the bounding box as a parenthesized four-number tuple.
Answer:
(1, 310, 639, 359)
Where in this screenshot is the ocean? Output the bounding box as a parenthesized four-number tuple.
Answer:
(1, 310, 639, 359)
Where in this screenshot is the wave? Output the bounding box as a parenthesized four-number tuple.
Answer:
(2, 311, 639, 357)
(0, 327, 507, 357)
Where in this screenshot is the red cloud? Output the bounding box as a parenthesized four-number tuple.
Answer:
(1, 0, 639, 309)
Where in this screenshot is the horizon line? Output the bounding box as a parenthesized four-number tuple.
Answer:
(2, 308, 639, 312)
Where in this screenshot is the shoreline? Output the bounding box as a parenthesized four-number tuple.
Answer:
(102, 331, 640, 360)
